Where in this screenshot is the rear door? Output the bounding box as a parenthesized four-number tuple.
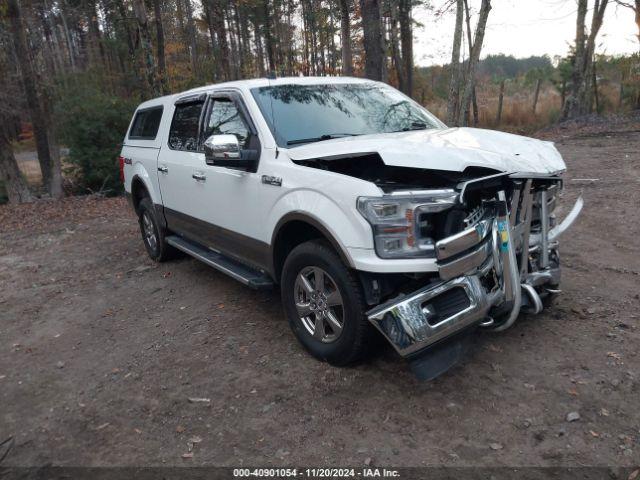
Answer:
(156, 94, 207, 242)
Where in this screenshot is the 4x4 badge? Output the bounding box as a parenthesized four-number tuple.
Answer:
(262, 175, 282, 187)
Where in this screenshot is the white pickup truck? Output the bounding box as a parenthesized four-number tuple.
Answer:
(121, 76, 582, 379)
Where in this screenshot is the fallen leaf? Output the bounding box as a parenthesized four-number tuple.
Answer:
(567, 388, 579, 397)
(628, 469, 639, 480)
(181, 453, 193, 459)
(176, 425, 186, 433)
(134, 428, 142, 434)
(589, 430, 600, 438)
(566, 411, 581, 422)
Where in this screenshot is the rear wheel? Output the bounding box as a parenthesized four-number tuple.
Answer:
(137, 197, 174, 262)
(281, 240, 373, 366)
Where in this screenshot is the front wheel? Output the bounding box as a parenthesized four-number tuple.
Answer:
(280, 240, 373, 366)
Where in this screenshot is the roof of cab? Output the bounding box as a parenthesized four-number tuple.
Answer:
(135, 76, 376, 110)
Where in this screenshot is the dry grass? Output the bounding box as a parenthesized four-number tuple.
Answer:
(427, 82, 628, 134)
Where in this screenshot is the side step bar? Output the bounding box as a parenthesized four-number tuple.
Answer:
(166, 235, 274, 290)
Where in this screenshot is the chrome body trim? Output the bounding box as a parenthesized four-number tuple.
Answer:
(435, 218, 492, 261)
(367, 275, 490, 357)
(548, 196, 584, 242)
(437, 239, 491, 281)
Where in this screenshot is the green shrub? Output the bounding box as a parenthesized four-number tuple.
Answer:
(55, 80, 136, 195)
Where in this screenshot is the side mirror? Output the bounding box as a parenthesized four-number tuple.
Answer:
(204, 134, 240, 162)
(203, 134, 259, 171)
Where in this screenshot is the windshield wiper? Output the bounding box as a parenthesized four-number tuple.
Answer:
(286, 133, 361, 146)
(397, 122, 429, 132)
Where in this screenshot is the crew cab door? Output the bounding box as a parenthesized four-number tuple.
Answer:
(193, 92, 267, 268)
(156, 94, 207, 241)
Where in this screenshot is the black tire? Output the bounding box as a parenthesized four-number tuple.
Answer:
(137, 197, 174, 262)
(280, 239, 373, 366)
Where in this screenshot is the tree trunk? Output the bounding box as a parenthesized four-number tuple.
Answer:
(636, 0, 640, 46)
(86, 1, 105, 65)
(360, 0, 384, 81)
(563, 0, 608, 119)
(252, 15, 266, 77)
(496, 79, 505, 126)
(389, 2, 404, 92)
(153, 0, 168, 93)
(532, 78, 541, 114)
(592, 59, 600, 113)
(461, 0, 480, 125)
(399, 0, 413, 96)
(458, 0, 491, 126)
(262, 0, 276, 73)
(339, 0, 353, 75)
(446, 0, 464, 125)
(0, 126, 32, 204)
(183, 0, 199, 76)
(6, 0, 63, 198)
(133, 0, 161, 96)
(208, 0, 231, 80)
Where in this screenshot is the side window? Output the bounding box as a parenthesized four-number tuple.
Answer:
(129, 106, 163, 140)
(169, 102, 204, 151)
(202, 98, 250, 148)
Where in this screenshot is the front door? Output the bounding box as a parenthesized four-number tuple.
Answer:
(194, 93, 268, 269)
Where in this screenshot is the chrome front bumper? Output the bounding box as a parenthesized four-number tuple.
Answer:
(367, 188, 583, 358)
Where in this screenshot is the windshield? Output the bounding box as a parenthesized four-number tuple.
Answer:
(250, 83, 444, 147)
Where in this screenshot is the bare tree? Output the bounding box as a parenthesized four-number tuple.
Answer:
(339, 0, 353, 75)
(6, 0, 62, 198)
(458, 0, 491, 126)
(563, 0, 609, 119)
(360, 0, 385, 81)
(446, 0, 464, 125)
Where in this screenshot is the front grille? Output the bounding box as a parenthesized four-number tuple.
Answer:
(425, 287, 471, 326)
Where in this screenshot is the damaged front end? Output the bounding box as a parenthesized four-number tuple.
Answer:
(364, 173, 583, 365)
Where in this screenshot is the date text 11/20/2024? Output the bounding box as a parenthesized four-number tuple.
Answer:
(232, 468, 401, 478)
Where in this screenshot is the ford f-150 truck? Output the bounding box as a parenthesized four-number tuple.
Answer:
(121, 77, 583, 379)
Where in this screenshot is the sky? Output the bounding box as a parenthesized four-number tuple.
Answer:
(412, 0, 639, 67)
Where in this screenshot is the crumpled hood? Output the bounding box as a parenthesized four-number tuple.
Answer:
(286, 127, 566, 175)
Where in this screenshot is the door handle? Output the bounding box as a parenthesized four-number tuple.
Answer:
(157, 166, 168, 173)
(192, 173, 206, 181)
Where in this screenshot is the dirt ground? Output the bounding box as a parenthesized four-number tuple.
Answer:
(1, 122, 639, 470)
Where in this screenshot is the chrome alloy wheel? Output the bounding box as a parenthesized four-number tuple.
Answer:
(294, 266, 344, 343)
(142, 211, 158, 251)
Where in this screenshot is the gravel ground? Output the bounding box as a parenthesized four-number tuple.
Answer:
(1, 126, 639, 470)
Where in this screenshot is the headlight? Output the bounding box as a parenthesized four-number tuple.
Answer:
(357, 190, 458, 259)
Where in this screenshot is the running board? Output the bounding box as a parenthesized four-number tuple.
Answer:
(166, 235, 274, 290)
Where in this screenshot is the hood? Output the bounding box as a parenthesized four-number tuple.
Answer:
(286, 127, 566, 175)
